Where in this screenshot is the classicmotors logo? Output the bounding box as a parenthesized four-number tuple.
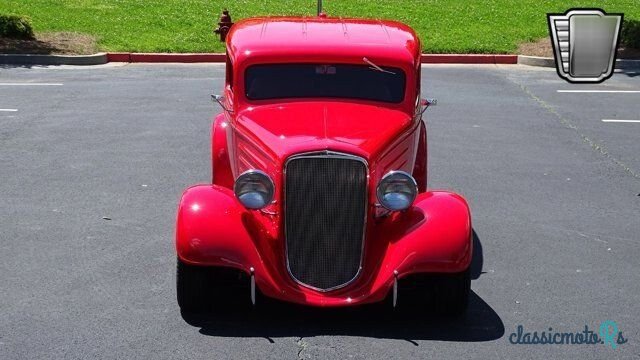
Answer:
(509, 320, 628, 349)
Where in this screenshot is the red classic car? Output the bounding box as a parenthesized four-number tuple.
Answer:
(176, 14, 472, 315)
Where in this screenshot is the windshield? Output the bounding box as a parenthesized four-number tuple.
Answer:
(245, 64, 406, 103)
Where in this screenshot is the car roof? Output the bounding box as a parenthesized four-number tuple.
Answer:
(226, 17, 421, 69)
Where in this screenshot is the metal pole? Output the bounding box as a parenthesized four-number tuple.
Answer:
(317, 0, 323, 16)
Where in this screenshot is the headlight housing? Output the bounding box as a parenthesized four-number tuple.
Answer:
(234, 170, 275, 209)
(376, 171, 418, 211)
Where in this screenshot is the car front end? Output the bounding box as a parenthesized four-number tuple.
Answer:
(175, 16, 472, 314)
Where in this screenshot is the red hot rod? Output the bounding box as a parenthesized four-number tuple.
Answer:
(176, 14, 472, 315)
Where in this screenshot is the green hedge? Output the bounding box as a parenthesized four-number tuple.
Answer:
(621, 19, 640, 49)
(0, 14, 35, 39)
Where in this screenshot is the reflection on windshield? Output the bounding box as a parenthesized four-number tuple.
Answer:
(245, 64, 406, 103)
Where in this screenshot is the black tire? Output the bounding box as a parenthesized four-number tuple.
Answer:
(434, 268, 470, 316)
(397, 267, 470, 316)
(176, 259, 211, 313)
(176, 258, 251, 313)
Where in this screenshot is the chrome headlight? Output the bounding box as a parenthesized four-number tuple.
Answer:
(234, 170, 275, 209)
(376, 171, 418, 211)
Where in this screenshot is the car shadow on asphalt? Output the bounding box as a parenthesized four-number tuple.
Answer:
(181, 231, 504, 343)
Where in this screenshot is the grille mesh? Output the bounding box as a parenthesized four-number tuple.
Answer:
(285, 155, 367, 290)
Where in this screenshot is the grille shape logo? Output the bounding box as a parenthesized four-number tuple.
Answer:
(547, 9, 623, 83)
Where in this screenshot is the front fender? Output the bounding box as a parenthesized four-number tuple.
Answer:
(368, 191, 472, 292)
(177, 184, 260, 269)
(211, 113, 233, 188)
(175, 184, 280, 296)
(176, 186, 471, 306)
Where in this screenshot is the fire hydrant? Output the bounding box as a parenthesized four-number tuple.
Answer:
(214, 9, 234, 42)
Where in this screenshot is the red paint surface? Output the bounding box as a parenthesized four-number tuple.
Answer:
(177, 186, 471, 306)
(123, 53, 227, 63)
(175, 16, 472, 306)
(493, 54, 519, 64)
(106, 52, 131, 62)
(421, 54, 517, 64)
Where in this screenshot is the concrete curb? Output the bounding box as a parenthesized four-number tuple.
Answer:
(2, 52, 637, 67)
(107, 53, 519, 64)
(107, 53, 227, 63)
(0, 52, 523, 66)
(518, 55, 640, 70)
(421, 54, 517, 64)
(0, 52, 519, 65)
(518, 55, 555, 68)
(0, 52, 108, 66)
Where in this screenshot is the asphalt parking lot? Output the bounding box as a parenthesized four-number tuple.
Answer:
(1, 63, 638, 359)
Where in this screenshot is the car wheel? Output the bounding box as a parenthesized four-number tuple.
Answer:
(397, 268, 470, 316)
(176, 258, 251, 313)
(433, 268, 470, 316)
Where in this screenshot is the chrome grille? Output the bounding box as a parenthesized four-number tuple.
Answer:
(285, 153, 367, 291)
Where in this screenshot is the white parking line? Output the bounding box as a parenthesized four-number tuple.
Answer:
(602, 119, 640, 123)
(0, 83, 63, 86)
(0, 109, 18, 112)
(557, 90, 640, 93)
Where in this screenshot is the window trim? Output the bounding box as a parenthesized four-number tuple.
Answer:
(243, 63, 407, 104)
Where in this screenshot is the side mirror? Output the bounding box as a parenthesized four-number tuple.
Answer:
(419, 98, 437, 115)
(421, 98, 437, 107)
(212, 94, 233, 114)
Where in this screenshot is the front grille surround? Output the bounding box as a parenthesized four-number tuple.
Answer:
(283, 151, 368, 292)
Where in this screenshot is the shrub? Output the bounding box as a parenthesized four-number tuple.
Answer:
(0, 14, 35, 39)
(621, 19, 640, 49)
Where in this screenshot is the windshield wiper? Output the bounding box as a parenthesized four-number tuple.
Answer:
(363, 57, 396, 74)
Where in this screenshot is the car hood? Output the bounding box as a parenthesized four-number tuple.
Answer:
(234, 101, 412, 160)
